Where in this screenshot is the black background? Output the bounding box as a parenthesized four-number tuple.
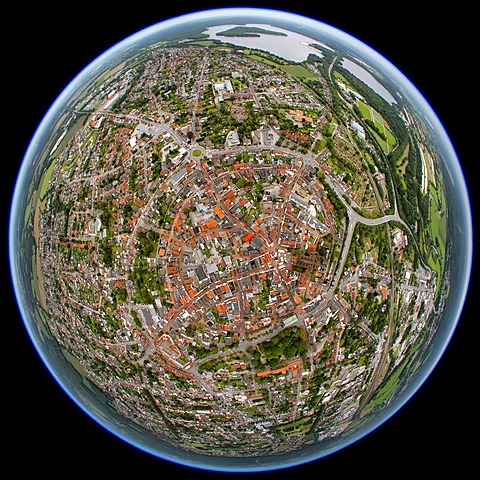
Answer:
(5, 1, 477, 477)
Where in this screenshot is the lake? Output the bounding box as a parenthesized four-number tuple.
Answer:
(202, 23, 332, 62)
(341, 57, 396, 104)
(204, 23, 396, 104)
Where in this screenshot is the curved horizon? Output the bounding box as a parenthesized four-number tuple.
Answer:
(9, 7, 473, 473)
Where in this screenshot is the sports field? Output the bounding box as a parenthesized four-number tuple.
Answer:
(358, 100, 396, 153)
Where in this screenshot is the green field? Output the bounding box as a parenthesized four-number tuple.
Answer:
(280, 64, 316, 80)
(38, 160, 56, 200)
(363, 332, 424, 416)
(426, 182, 447, 294)
(333, 70, 349, 84)
(275, 415, 314, 437)
(365, 360, 405, 411)
(395, 142, 410, 190)
(245, 51, 315, 81)
(187, 40, 223, 48)
(358, 100, 396, 153)
(429, 184, 447, 244)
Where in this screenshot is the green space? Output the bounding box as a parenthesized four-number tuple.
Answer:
(245, 50, 315, 81)
(387, 139, 429, 253)
(429, 184, 447, 249)
(187, 40, 222, 48)
(280, 64, 316, 81)
(200, 99, 259, 145)
(136, 230, 160, 257)
(317, 169, 346, 221)
(425, 181, 447, 294)
(338, 64, 408, 146)
(275, 415, 314, 437)
(340, 325, 374, 359)
(128, 255, 161, 305)
(313, 138, 327, 154)
(60, 148, 81, 176)
(257, 279, 271, 310)
(364, 331, 424, 415)
(248, 54, 285, 69)
(357, 100, 396, 153)
(51, 113, 90, 160)
(395, 142, 410, 190)
(363, 357, 406, 414)
(351, 222, 391, 268)
(192, 149, 202, 157)
(388, 139, 447, 296)
(333, 70, 349, 85)
(247, 326, 308, 371)
(23, 195, 34, 226)
(198, 351, 245, 374)
(38, 160, 57, 200)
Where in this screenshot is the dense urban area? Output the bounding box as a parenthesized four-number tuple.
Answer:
(29, 26, 446, 456)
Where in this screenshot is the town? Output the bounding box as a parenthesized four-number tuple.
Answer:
(34, 39, 438, 456)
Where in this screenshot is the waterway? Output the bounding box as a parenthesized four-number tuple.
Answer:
(202, 23, 332, 62)
(204, 23, 397, 105)
(341, 57, 396, 104)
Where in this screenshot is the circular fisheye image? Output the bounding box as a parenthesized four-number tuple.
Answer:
(9, 7, 472, 473)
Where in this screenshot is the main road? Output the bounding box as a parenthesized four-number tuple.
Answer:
(321, 172, 406, 302)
